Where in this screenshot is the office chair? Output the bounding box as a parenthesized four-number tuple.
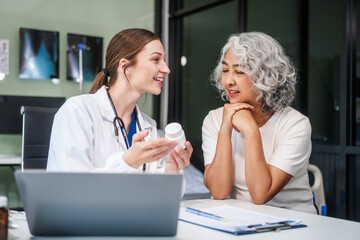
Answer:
(20, 106, 58, 171)
(308, 163, 327, 215)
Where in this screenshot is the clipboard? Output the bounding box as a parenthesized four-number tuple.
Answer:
(178, 205, 307, 235)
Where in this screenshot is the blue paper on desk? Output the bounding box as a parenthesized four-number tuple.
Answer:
(179, 205, 306, 235)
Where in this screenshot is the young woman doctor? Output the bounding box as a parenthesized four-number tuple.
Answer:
(47, 28, 193, 173)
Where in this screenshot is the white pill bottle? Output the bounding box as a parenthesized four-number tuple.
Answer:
(165, 122, 186, 150)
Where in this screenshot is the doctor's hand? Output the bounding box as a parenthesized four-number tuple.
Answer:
(165, 141, 193, 173)
(123, 130, 178, 169)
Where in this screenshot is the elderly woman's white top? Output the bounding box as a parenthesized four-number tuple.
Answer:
(202, 106, 316, 214)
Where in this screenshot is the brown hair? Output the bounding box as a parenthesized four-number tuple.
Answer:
(89, 28, 160, 93)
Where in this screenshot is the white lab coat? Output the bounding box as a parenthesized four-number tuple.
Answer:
(47, 86, 164, 173)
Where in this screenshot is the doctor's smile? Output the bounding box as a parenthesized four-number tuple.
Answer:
(154, 77, 164, 86)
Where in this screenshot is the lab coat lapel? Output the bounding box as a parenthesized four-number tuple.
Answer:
(135, 105, 152, 141)
(96, 86, 115, 122)
(96, 87, 152, 145)
(95, 86, 128, 151)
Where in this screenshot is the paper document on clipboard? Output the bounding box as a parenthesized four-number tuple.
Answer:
(179, 205, 305, 235)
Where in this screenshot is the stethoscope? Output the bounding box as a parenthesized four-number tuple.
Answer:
(106, 89, 146, 171)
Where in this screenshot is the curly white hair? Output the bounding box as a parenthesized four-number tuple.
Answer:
(212, 32, 297, 113)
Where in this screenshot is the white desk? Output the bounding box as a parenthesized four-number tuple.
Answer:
(9, 199, 360, 240)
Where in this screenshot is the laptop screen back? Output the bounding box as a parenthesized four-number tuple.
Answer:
(15, 170, 183, 236)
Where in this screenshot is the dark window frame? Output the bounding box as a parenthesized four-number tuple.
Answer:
(155, 0, 360, 221)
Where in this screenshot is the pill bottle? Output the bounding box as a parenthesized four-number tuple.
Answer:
(0, 196, 8, 240)
(165, 122, 186, 150)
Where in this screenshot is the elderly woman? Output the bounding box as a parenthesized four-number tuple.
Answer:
(202, 32, 316, 214)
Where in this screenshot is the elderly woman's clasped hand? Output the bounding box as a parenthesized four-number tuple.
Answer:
(221, 103, 254, 133)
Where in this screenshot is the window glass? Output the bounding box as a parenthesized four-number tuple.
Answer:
(307, 0, 345, 145)
(176, 0, 220, 11)
(247, 0, 302, 110)
(181, 1, 237, 170)
(356, 0, 360, 145)
(349, 155, 360, 221)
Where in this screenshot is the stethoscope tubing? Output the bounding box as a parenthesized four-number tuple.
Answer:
(106, 89, 145, 171)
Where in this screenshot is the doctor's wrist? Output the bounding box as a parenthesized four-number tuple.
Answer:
(123, 152, 141, 169)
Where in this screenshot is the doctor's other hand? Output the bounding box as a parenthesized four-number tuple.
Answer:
(165, 141, 193, 173)
(123, 130, 178, 168)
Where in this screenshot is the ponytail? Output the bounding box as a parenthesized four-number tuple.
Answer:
(89, 70, 109, 93)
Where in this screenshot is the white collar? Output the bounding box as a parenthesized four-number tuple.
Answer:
(95, 86, 152, 130)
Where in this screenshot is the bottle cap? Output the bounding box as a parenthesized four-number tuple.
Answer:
(0, 196, 7, 208)
(165, 123, 182, 139)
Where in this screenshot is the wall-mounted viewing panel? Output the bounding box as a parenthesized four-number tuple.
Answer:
(67, 33, 103, 82)
(19, 28, 59, 80)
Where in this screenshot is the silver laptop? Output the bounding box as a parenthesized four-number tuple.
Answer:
(15, 170, 183, 236)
